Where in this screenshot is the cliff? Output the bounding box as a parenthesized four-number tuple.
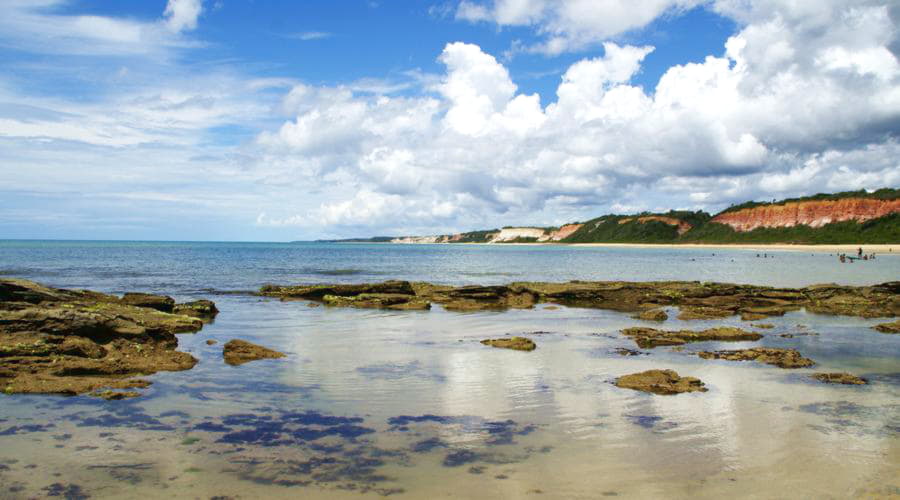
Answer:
(711, 198, 900, 232)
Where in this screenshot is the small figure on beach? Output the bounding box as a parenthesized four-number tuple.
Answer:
(858, 247, 863, 258)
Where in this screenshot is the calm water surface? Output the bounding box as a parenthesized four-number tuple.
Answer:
(0, 241, 898, 498)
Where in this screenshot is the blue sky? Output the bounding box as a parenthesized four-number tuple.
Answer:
(0, 0, 897, 241)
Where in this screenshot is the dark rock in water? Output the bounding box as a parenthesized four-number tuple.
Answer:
(751, 323, 775, 329)
(0, 278, 208, 398)
(677, 306, 733, 320)
(480, 337, 536, 351)
(223, 339, 286, 366)
(633, 309, 668, 321)
(173, 299, 219, 320)
(873, 320, 900, 334)
(323, 293, 430, 310)
(259, 279, 900, 319)
(698, 347, 814, 368)
(613, 348, 647, 356)
(811, 373, 868, 385)
(615, 369, 707, 395)
(120, 292, 175, 313)
(206, 339, 218, 345)
(92, 390, 141, 400)
(621, 326, 762, 348)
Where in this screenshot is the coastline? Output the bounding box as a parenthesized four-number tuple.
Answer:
(362, 241, 898, 253)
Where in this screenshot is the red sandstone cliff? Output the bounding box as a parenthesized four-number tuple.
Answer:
(711, 198, 900, 232)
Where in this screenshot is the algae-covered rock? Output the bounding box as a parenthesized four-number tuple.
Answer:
(173, 299, 219, 320)
(223, 339, 286, 366)
(259, 279, 900, 318)
(0, 278, 210, 398)
(120, 292, 175, 313)
(621, 326, 763, 349)
(633, 309, 668, 321)
(615, 369, 707, 395)
(751, 323, 775, 329)
(873, 320, 900, 334)
(480, 337, 536, 351)
(322, 293, 430, 310)
(676, 306, 733, 320)
(811, 372, 867, 385)
(698, 347, 814, 368)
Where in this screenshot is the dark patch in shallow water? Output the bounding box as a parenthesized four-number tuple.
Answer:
(443, 449, 481, 467)
(411, 437, 447, 453)
(42, 482, 89, 499)
(625, 415, 678, 431)
(0, 423, 55, 436)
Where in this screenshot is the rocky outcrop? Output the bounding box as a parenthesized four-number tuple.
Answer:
(259, 280, 900, 319)
(633, 309, 668, 321)
(0, 278, 213, 397)
(698, 347, 814, 368)
(223, 340, 286, 366)
(812, 372, 867, 385)
(322, 293, 430, 310)
(621, 326, 763, 348)
(173, 299, 219, 321)
(480, 337, 536, 351)
(615, 369, 707, 395)
(120, 292, 175, 312)
(873, 320, 900, 333)
(711, 198, 900, 232)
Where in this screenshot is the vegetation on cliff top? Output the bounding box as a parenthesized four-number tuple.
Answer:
(717, 188, 900, 215)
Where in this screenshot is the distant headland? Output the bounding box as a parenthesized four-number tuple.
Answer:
(320, 189, 900, 245)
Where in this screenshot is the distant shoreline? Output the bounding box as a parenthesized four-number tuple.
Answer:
(336, 241, 898, 253)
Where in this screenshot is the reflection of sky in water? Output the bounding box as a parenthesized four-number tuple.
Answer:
(2, 292, 897, 498)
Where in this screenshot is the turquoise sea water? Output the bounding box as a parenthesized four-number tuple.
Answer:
(0, 241, 898, 499)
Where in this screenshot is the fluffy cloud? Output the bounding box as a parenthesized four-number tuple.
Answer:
(457, 0, 705, 54)
(164, 0, 204, 33)
(257, 0, 899, 234)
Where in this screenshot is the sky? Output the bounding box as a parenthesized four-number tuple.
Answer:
(0, 0, 898, 241)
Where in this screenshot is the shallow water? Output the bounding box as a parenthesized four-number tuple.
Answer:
(0, 241, 898, 498)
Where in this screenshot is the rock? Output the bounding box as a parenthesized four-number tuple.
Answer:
(697, 347, 814, 368)
(677, 306, 733, 320)
(873, 320, 900, 334)
(258, 279, 900, 319)
(93, 390, 141, 400)
(260, 281, 416, 300)
(206, 339, 217, 345)
(322, 293, 430, 310)
(173, 299, 219, 320)
(120, 292, 175, 313)
(438, 286, 536, 311)
(615, 369, 707, 395)
(751, 323, 775, 329)
(0, 278, 208, 397)
(633, 309, 668, 321)
(480, 337, 536, 351)
(811, 372, 867, 385)
(621, 326, 763, 348)
(613, 348, 646, 356)
(223, 339, 286, 366)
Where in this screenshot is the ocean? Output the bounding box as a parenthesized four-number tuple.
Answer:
(0, 240, 898, 498)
